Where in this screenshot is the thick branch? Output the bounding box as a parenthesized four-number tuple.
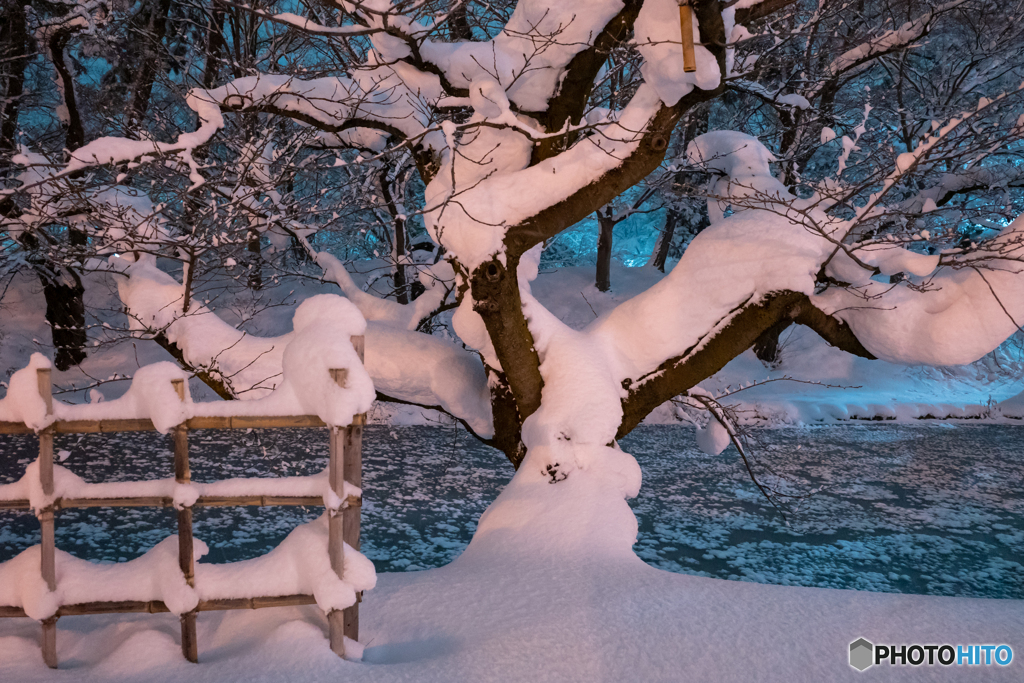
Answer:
(507, 100, 703, 256)
(505, 1, 728, 257)
(791, 297, 876, 359)
(531, 0, 643, 163)
(617, 291, 874, 438)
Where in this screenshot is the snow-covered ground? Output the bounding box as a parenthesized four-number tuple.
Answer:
(2, 525, 1021, 682)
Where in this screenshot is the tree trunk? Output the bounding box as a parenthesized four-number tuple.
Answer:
(202, 3, 226, 90)
(596, 210, 614, 292)
(378, 170, 408, 304)
(19, 25, 91, 371)
(651, 209, 679, 272)
(126, 0, 173, 132)
(0, 1, 28, 156)
(447, 0, 473, 40)
(393, 218, 408, 305)
(247, 230, 262, 290)
(49, 29, 85, 153)
(41, 267, 87, 371)
(471, 255, 544, 424)
(22, 224, 88, 371)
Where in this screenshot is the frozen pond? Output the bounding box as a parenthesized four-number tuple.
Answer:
(0, 424, 1021, 599)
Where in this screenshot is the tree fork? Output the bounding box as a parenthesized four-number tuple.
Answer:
(531, 0, 644, 164)
(506, 2, 728, 256)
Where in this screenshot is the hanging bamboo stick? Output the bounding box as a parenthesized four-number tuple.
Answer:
(37, 367, 58, 669)
(679, 2, 697, 73)
(172, 378, 198, 663)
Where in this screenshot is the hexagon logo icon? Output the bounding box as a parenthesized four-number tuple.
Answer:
(850, 638, 874, 671)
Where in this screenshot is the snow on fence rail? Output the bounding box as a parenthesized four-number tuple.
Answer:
(0, 337, 372, 668)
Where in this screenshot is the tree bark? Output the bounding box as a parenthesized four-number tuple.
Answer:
(49, 29, 85, 153)
(651, 209, 679, 272)
(471, 256, 544, 425)
(617, 291, 874, 438)
(752, 318, 791, 365)
(126, 0, 173, 132)
(447, 0, 473, 40)
(0, 1, 28, 156)
(378, 169, 408, 304)
(596, 210, 614, 292)
(41, 266, 87, 371)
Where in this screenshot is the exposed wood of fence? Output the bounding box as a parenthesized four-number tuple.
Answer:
(0, 337, 367, 668)
(0, 495, 329, 510)
(0, 594, 318, 618)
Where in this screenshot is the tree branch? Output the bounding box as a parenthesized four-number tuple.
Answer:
(617, 291, 874, 439)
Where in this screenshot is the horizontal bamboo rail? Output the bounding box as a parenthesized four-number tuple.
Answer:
(0, 594, 318, 619)
(0, 494, 362, 511)
(0, 414, 332, 435)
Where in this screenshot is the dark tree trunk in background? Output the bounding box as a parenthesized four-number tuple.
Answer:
(202, 3, 226, 90)
(126, 0, 173, 132)
(651, 209, 679, 272)
(14, 16, 93, 370)
(0, 1, 28, 157)
(596, 210, 614, 292)
(393, 216, 408, 305)
(378, 166, 409, 304)
(42, 267, 87, 371)
(447, 0, 473, 39)
(247, 230, 263, 290)
(18, 229, 88, 371)
(49, 29, 85, 152)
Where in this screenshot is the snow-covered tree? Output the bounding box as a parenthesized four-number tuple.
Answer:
(3, 0, 1024, 479)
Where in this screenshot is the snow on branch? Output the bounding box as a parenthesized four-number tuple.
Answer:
(828, 0, 969, 78)
(114, 256, 492, 437)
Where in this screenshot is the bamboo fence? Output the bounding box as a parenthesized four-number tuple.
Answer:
(0, 336, 366, 667)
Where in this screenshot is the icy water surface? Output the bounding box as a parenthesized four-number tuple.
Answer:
(0, 424, 1021, 599)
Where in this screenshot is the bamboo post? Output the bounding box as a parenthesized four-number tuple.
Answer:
(343, 335, 365, 643)
(37, 368, 58, 669)
(327, 368, 348, 657)
(172, 378, 198, 663)
(679, 1, 697, 73)
(326, 334, 367, 655)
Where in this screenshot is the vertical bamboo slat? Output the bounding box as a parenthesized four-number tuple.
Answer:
(327, 367, 348, 657)
(343, 335, 365, 643)
(172, 378, 198, 663)
(679, 2, 697, 73)
(37, 368, 58, 668)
